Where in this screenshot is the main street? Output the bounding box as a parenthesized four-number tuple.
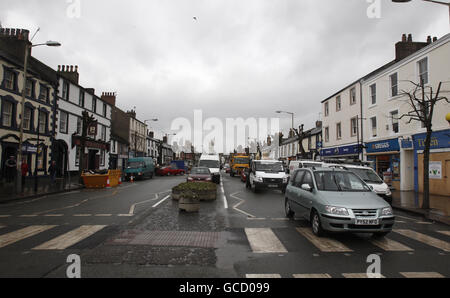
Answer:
(0, 173, 449, 278)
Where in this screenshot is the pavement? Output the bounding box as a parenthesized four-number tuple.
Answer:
(0, 176, 83, 204)
(392, 191, 450, 225)
(0, 171, 449, 278)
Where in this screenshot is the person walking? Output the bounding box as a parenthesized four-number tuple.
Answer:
(48, 160, 57, 185)
(5, 156, 16, 183)
(21, 158, 29, 189)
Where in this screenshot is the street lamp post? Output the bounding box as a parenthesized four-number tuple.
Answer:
(392, 0, 450, 25)
(16, 40, 61, 193)
(276, 111, 294, 136)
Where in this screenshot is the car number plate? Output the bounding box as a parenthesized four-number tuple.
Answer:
(355, 218, 379, 225)
(268, 184, 278, 188)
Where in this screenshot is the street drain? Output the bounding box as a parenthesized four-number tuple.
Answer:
(109, 230, 220, 248)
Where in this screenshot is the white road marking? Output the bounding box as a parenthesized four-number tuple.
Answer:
(117, 214, 134, 217)
(0, 225, 57, 248)
(416, 221, 433, 225)
(246, 274, 281, 278)
(230, 192, 256, 218)
(44, 214, 64, 217)
(370, 237, 414, 251)
(296, 228, 353, 252)
(342, 273, 385, 278)
(293, 274, 331, 278)
(220, 183, 228, 209)
(245, 228, 287, 253)
(437, 231, 450, 237)
(73, 214, 92, 217)
(152, 194, 171, 208)
(95, 214, 112, 217)
(395, 215, 421, 222)
(33, 225, 106, 250)
(19, 215, 38, 217)
(0, 225, 5, 229)
(394, 229, 450, 252)
(400, 272, 445, 278)
(0, 215, 11, 218)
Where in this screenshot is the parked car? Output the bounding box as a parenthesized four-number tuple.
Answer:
(187, 167, 212, 182)
(285, 167, 395, 237)
(124, 157, 155, 181)
(224, 163, 231, 173)
(157, 164, 186, 176)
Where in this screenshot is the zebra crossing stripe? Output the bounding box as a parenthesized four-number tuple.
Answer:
(293, 274, 331, 278)
(370, 237, 414, 251)
(246, 274, 281, 278)
(32, 225, 107, 250)
(394, 229, 450, 252)
(437, 231, 450, 237)
(296, 228, 352, 252)
(342, 273, 385, 278)
(400, 272, 445, 278)
(0, 225, 57, 248)
(245, 228, 287, 253)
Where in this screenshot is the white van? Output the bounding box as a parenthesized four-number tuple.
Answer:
(198, 154, 221, 184)
(247, 160, 289, 193)
(326, 163, 392, 204)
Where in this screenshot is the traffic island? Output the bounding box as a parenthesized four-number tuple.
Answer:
(172, 182, 217, 212)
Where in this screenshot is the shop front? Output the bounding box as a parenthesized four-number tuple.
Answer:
(320, 143, 360, 160)
(413, 129, 450, 196)
(365, 138, 400, 190)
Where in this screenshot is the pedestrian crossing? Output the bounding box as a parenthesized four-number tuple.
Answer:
(244, 227, 449, 254)
(0, 225, 106, 250)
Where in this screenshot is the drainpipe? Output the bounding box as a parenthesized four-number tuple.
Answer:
(359, 79, 364, 161)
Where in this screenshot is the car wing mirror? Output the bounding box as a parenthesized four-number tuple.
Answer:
(301, 184, 312, 192)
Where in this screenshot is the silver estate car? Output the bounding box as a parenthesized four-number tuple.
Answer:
(285, 168, 395, 237)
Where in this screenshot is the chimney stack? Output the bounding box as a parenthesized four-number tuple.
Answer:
(148, 131, 154, 138)
(163, 136, 168, 144)
(0, 28, 32, 61)
(126, 110, 136, 119)
(57, 64, 79, 84)
(395, 33, 429, 61)
(433, 36, 438, 42)
(316, 120, 322, 128)
(101, 92, 116, 106)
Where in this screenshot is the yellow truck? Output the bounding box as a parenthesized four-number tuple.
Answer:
(229, 154, 250, 177)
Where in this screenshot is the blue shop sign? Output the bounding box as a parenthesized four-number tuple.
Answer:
(321, 144, 360, 157)
(400, 140, 413, 149)
(366, 138, 400, 153)
(413, 129, 450, 151)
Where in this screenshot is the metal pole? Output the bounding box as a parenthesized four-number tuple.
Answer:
(34, 106, 40, 192)
(17, 44, 30, 193)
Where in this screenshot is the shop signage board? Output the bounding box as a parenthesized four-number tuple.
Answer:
(413, 129, 450, 151)
(366, 138, 400, 153)
(320, 144, 359, 157)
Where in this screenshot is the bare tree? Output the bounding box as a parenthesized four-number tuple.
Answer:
(399, 80, 449, 209)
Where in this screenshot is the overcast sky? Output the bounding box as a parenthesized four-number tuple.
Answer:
(1, 0, 449, 152)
